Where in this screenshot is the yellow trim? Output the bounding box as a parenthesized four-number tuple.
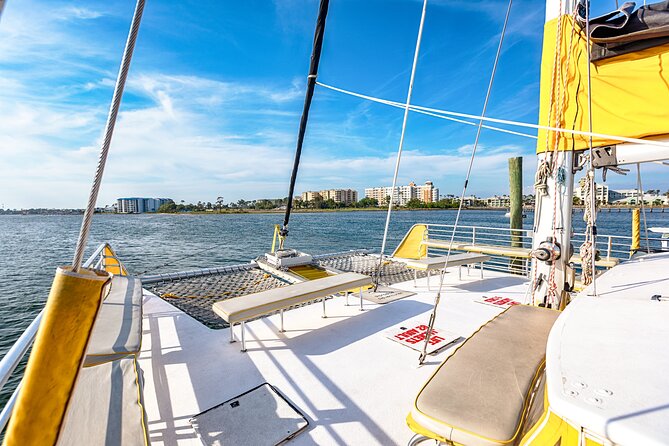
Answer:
(103, 245, 127, 276)
(392, 224, 427, 260)
(3, 267, 111, 446)
(409, 306, 561, 444)
(132, 356, 150, 446)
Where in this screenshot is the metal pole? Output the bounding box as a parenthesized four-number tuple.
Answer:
(71, 0, 146, 271)
(281, 0, 330, 240)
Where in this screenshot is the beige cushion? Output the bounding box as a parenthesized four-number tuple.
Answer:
(212, 272, 371, 325)
(85, 276, 143, 366)
(58, 357, 148, 445)
(403, 253, 491, 271)
(409, 305, 559, 446)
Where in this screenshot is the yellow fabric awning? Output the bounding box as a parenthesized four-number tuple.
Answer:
(536, 15, 669, 153)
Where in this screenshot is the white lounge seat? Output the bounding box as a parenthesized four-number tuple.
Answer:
(407, 305, 559, 446)
(212, 272, 372, 351)
(58, 356, 148, 446)
(401, 253, 491, 289)
(84, 276, 143, 367)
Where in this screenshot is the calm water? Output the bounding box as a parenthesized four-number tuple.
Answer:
(1, 208, 668, 405)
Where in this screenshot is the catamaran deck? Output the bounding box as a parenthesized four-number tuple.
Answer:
(138, 266, 530, 445)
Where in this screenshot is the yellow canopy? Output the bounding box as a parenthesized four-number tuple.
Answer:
(536, 15, 669, 153)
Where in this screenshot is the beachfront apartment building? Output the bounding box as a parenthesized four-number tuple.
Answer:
(485, 195, 511, 208)
(573, 178, 668, 205)
(300, 189, 358, 205)
(364, 181, 439, 206)
(117, 197, 172, 213)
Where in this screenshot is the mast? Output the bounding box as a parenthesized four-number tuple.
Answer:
(530, 0, 575, 308)
(280, 0, 330, 245)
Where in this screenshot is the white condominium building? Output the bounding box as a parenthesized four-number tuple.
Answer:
(117, 197, 172, 213)
(365, 181, 439, 206)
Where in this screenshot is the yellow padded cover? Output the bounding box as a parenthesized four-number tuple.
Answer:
(3, 266, 111, 446)
(536, 15, 669, 153)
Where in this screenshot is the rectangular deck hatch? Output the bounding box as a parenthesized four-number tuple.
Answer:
(189, 383, 308, 446)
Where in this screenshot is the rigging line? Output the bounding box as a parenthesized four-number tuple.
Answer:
(72, 0, 145, 272)
(584, 0, 598, 296)
(316, 81, 669, 150)
(636, 163, 651, 253)
(281, 0, 330, 241)
(374, 0, 428, 291)
(418, 0, 513, 365)
(316, 81, 537, 139)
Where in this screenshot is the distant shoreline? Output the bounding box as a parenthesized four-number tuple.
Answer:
(3, 205, 668, 216)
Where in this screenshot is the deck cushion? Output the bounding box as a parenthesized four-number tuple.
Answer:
(84, 276, 143, 366)
(212, 272, 371, 325)
(58, 356, 148, 445)
(409, 305, 559, 446)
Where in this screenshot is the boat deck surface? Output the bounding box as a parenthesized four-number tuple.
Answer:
(139, 268, 530, 445)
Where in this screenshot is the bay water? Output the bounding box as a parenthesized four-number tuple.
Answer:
(1, 208, 667, 406)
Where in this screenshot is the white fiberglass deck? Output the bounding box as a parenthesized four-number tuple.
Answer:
(138, 268, 530, 445)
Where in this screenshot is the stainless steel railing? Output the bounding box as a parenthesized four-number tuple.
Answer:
(0, 243, 116, 433)
(424, 224, 534, 276)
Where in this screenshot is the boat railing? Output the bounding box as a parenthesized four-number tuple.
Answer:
(424, 224, 533, 276)
(423, 224, 668, 277)
(0, 243, 113, 433)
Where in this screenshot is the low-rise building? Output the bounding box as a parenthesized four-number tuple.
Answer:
(117, 197, 172, 213)
(485, 195, 511, 208)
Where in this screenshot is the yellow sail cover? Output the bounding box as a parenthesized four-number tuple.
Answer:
(536, 15, 669, 153)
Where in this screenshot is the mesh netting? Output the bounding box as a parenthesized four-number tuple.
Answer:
(145, 253, 426, 329)
(145, 268, 288, 329)
(317, 254, 428, 285)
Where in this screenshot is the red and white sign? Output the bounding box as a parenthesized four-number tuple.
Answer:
(384, 323, 459, 354)
(476, 295, 520, 308)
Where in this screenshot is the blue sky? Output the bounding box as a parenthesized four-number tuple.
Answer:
(0, 0, 666, 208)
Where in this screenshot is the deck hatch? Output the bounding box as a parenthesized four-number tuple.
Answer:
(189, 383, 308, 446)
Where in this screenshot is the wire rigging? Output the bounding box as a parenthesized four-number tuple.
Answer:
(315, 82, 669, 150)
(374, 0, 429, 290)
(71, 0, 145, 272)
(418, 0, 514, 365)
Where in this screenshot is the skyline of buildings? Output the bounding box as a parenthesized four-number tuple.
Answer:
(575, 178, 669, 205)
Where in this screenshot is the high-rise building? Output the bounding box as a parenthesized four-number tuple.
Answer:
(301, 189, 359, 205)
(117, 197, 172, 213)
(364, 181, 439, 206)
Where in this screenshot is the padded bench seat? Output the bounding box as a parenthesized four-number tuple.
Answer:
(58, 356, 148, 445)
(84, 276, 143, 367)
(402, 253, 491, 289)
(421, 239, 533, 259)
(213, 272, 372, 351)
(408, 305, 559, 446)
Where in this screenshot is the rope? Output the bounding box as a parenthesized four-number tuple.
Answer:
(636, 163, 651, 253)
(71, 0, 146, 272)
(374, 0, 428, 290)
(579, 172, 595, 285)
(534, 160, 551, 196)
(316, 82, 536, 139)
(418, 0, 513, 365)
(316, 82, 669, 150)
(583, 0, 598, 295)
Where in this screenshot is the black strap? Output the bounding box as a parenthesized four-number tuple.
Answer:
(281, 0, 330, 237)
